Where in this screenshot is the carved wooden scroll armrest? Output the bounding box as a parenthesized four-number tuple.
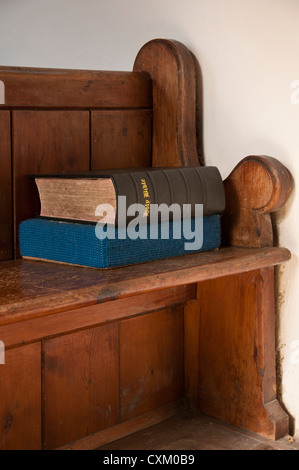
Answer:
(222, 155, 292, 247)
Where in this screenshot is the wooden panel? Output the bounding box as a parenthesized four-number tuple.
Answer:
(0, 247, 291, 324)
(0, 343, 41, 450)
(91, 110, 152, 169)
(58, 399, 185, 450)
(0, 285, 195, 348)
(12, 110, 90, 254)
(0, 111, 12, 261)
(120, 307, 184, 421)
(197, 269, 289, 440)
(43, 324, 119, 449)
(0, 68, 152, 109)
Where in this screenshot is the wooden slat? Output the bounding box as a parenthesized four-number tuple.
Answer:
(119, 308, 184, 421)
(43, 323, 119, 449)
(91, 109, 152, 169)
(0, 246, 291, 324)
(0, 68, 152, 109)
(0, 285, 195, 349)
(0, 111, 12, 261)
(12, 110, 90, 254)
(0, 343, 41, 450)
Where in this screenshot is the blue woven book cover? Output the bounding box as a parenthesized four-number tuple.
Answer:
(19, 216, 221, 268)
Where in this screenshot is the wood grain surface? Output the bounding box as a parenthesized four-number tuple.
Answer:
(0, 39, 293, 449)
(134, 39, 200, 167)
(222, 155, 292, 247)
(12, 110, 90, 255)
(43, 323, 119, 449)
(120, 308, 184, 421)
(0, 246, 290, 323)
(0, 285, 195, 349)
(0, 111, 12, 261)
(197, 268, 289, 440)
(0, 343, 41, 450)
(0, 67, 152, 109)
(91, 109, 152, 169)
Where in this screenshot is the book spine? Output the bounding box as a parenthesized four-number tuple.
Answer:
(111, 166, 225, 226)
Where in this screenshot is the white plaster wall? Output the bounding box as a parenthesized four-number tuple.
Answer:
(1, 0, 299, 435)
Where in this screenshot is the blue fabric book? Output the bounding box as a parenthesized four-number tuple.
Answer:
(19, 216, 221, 269)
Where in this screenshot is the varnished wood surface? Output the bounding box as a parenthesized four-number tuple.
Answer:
(42, 307, 185, 449)
(119, 308, 184, 421)
(97, 408, 299, 451)
(0, 67, 152, 109)
(0, 65, 152, 260)
(91, 109, 152, 169)
(44, 323, 119, 449)
(0, 343, 41, 450)
(0, 246, 291, 324)
(134, 39, 200, 167)
(0, 111, 12, 261)
(197, 268, 288, 440)
(12, 110, 90, 255)
(222, 155, 292, 247)
(0, 286, 194, 349)
(0, 39, 294, 449)
(58, 399, 186, 450)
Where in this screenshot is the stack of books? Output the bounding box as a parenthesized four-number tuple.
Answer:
(19, 166, 225, 268)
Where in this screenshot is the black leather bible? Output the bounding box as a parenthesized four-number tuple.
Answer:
(32, 166, 225, 226)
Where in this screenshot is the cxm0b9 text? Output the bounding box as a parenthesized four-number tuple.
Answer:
(147, 454, 195, 465)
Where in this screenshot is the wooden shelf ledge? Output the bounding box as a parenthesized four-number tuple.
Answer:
(0, 246, 291, 325)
